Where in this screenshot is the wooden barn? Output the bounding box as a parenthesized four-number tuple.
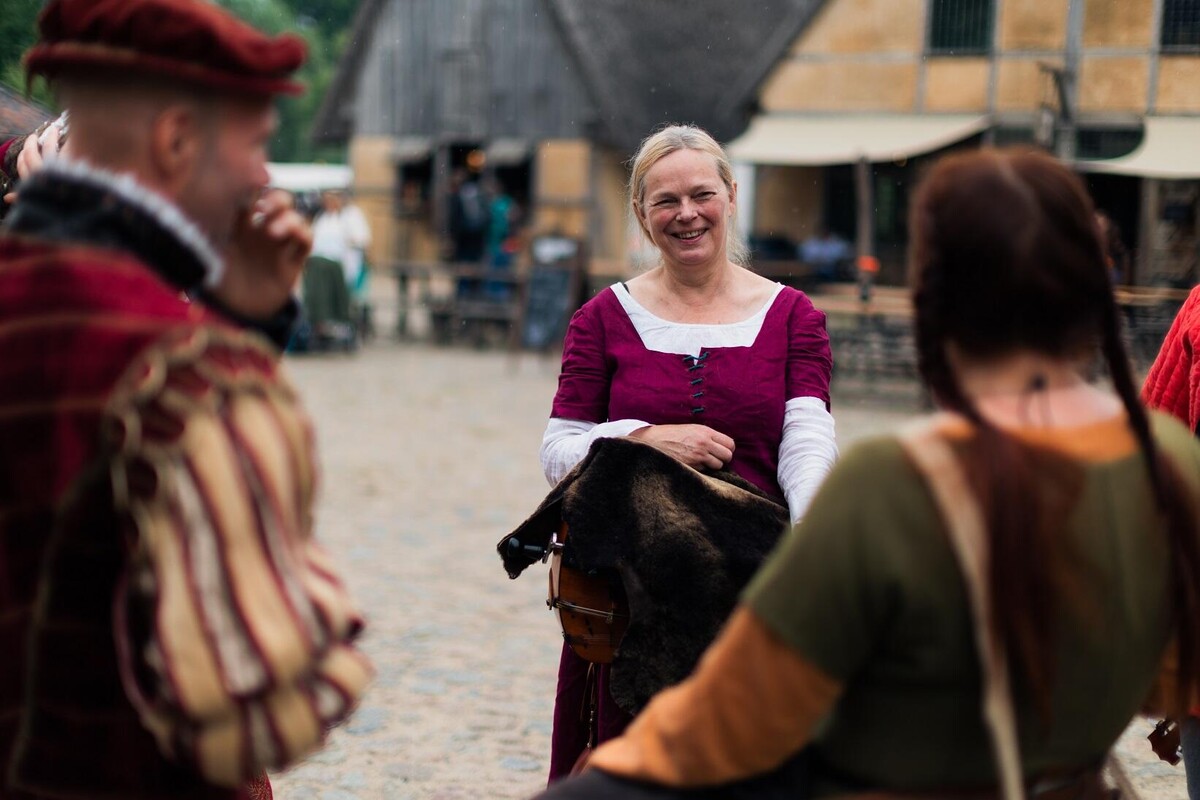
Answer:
(317, 0, 1200, 289)
(312, 0, 821, 279)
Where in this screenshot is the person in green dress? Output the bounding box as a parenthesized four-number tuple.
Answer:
(535, 148, 1200, 799)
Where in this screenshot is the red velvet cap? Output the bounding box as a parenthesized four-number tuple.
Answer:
(25, 0, 307, 97)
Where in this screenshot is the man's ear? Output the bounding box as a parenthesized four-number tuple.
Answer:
(148, 103, 205, 192)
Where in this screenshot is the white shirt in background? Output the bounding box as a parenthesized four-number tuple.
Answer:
(311, 204, 372, 287)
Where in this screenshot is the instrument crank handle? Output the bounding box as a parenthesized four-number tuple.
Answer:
(506, 533, 565, 564)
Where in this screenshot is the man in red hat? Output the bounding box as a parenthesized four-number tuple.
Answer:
(0, 2, 372, 799)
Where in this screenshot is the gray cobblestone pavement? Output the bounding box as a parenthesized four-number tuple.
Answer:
(1110, 719, 1187, 800)
(269, 341, 1185, 800)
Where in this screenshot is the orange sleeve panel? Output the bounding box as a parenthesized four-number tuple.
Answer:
(587, 607, 842, 788)
(1142, 639, 1200, 719)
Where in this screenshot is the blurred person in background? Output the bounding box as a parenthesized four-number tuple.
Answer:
(311, 188, 372, 292)
(536, 148, 1200, 799)
(1095, 211, 1130, 286)
(448, 167, 488, 264)
(304, 188, 372, 347)
(799, 225, 851, 283)
(485, 175, 518, 269)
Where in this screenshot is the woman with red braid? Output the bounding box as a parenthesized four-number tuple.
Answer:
(535, 148, 1200, 799)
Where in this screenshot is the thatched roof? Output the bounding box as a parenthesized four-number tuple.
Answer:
(546, 0, 825, 152)
(311, 0, 387, 146)
(312, 0, 827, 152)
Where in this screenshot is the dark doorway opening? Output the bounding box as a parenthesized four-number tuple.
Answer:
(1085, 173, 1141, 284)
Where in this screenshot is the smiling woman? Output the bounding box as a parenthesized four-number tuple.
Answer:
(630, 126, 749, 270)
(638, 150, 732, 272)
(538, 124, 837, 782)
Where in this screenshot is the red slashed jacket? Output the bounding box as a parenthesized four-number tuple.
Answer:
(0, 236, 282, 800)
(1, 168, 369, 800)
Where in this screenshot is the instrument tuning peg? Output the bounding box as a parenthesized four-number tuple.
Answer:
(507, 537, 546, 560)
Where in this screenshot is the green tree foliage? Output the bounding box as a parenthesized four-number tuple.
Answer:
(0, 0, 41, 67)
(288, 0, 359, 41)
(0, 0, 350, 163)
(215, 0, 348, 163)
(0, 0, 52, 107)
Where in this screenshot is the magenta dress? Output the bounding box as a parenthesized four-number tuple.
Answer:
(546, 284, 832, 780)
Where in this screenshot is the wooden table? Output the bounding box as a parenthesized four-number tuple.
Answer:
(391, 261, 526, 343)
(805, 282, 1189, 378)
(1113, 286, 1189, 370)
(1113, 285, 1192, 307)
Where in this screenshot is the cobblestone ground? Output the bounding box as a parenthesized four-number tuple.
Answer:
(269, 339, 1185, 800)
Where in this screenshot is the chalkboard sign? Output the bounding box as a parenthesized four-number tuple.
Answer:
(521, 236, 581, 350)
(521, 266, 574, 349)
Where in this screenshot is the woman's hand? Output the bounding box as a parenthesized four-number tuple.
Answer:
(629, 424, 735, 470)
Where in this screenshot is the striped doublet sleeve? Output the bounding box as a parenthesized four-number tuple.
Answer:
(104, 325, 372, 788)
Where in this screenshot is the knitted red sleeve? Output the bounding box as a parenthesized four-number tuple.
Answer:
(1143, 286, 1200, 432)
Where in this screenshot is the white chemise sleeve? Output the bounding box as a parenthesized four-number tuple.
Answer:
(540, 417, 652, 486)
(777, 396, 838, 523)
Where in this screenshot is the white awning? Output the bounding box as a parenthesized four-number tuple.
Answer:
(485, 138, 532, 166)
(1077, 118, 1200, 180)
(266, 163, 352, 192)
(726, 114, 991, 166)
(392, 136, 433, 164)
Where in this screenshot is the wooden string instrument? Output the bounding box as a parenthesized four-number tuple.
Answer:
(545, 522, 629, 664)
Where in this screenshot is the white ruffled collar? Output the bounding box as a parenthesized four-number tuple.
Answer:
(41, 157, 225, 287)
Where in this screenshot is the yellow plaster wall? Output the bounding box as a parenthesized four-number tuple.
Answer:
(536, 139, 591, 201)
(532, 139, 592, 242)
(349, 136, 394, 192)
(1078, 56, 1149, 113)
(994, 58, 1053, 111)
(923, 58, 990, 112)
(349, 136, 397, 267)
(533, 207, 589, 241)
(1157, 57, 1200, 114)
(594, 149, 631, 266)
(753, 166, 824, 244)
(999, 0, 1068, 51)
(761, 61, 919, 112)
(354, 192, 399, 267)
(1082, 0, 1153, 49)
(789, 0, 924, 55)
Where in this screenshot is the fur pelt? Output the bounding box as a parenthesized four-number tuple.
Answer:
(498, 437, 788, 713)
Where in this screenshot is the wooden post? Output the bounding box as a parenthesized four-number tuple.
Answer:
(854, 156, 877, 303)
(1137, 178, 1159, 286)
(1057, 0, 1084, 162)
(854, 157, 873, 258)
(432, 144, 451, 259)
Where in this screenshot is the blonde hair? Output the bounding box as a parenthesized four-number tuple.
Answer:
(628, 124, 749, 266)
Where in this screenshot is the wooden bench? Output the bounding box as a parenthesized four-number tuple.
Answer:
(804, 285, 918, 391)
(393, 261, 526, 347)
(809, 282, 1187, 386)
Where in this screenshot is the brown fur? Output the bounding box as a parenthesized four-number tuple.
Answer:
(498, 437, 788, 713)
